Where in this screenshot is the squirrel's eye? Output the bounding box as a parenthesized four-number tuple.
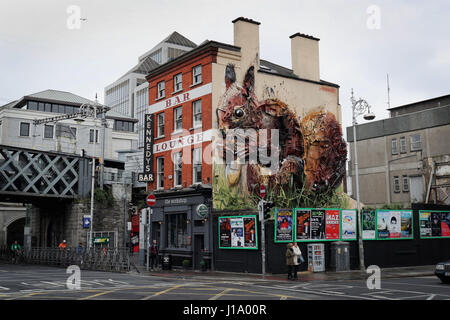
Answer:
(234, 108, 244, 118)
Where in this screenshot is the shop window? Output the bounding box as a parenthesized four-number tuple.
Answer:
(167, 213, 189, 249)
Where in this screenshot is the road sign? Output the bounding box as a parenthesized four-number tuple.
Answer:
(260, 185, 266, 198)
(82, 216, 91, 229)
(146, 194, 156, 207)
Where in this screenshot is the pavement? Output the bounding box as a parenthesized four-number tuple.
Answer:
(130, 261, 436, 282)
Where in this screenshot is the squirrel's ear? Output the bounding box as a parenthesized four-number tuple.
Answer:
(225, 64, 236, 90)
(243, 65, 255, 97)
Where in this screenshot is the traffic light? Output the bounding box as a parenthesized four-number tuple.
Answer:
(263, 201, 275, 220)
(128, 205, 137, 216)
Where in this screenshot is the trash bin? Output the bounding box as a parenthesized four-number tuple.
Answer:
(162, 254, 172, 270)
(307, 243, 325, 272)
(330, 241, 350, 271)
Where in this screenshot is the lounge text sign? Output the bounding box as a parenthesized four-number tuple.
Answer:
(154, 129, 212, 154)
(138, 114, 154, 182)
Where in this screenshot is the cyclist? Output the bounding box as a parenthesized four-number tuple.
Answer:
(10, 240, 21, 264)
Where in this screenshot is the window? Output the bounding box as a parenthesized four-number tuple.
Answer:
(149, 48, 162, 64)
(157, 113, 165, 137)
(157, 81, 165, 99)
(391, 139, 398, 155)
(192, 65, 202, 85)
(28, 101, 38, 111)
(70, 127, 77, 139)
(174, 107, 182, 132)
(173, 73, 182, 92)
(393, 176, 400, 193)
(20, 122, 30, 136)
(114, 120, 134, 132)
(51, 104, 59, 113)
(58, 105, 65, 114)
(410, 134, 422, 151)
(402, 175, 409, 192)
(193, 148, 202, 184)
(157, 157, 164, 189)
(38, 102, 45, 112)
(193, 100, 202, 128)
(44, 125, 54, 139)
(167, 213, 189, 249)
(399, 137, 406, 153)
(89, 129, 99, 143)
(173, 152, 182, 186)
(45, 103, 52, 113)
(168, 47, 187, 61)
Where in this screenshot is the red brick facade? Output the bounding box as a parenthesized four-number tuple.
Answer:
(146, 49, 216, 191)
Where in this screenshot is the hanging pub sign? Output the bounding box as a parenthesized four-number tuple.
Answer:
(218, 215, 258, 249)
(274, 208, 294, 242)
(138, 113, 154, 182)
(419, 210, 450, 239)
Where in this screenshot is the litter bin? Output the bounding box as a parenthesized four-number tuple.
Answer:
(330, 241, 350, 271)
(162, 254, 172, 270)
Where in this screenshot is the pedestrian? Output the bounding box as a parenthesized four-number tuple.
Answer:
(10, 240, 21, 264)
(286, 243, 295, 280)
(292, 242, 303, 280)
(150, 240, 159, 271)
(58, 240, 67, 250)
(77, 242, 84, 265)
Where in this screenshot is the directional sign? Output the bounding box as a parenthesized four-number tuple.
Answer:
(260, 185, 266, 198)
(83, 216, 91, 229)
(146, 194, 156, 207)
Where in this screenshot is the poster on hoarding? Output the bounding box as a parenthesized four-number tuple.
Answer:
(219, 215, 258, 249)
(295, 209, 311, 241)
(310, 210, 325, 240)
(275, 208, 294, 242)
(341, 210, 357, 240)
(325, 210, 340, 240)
(420, 211, 450, 238)
(362, 210, 376, 240)
(377, 210, 413, 239)
(401, 211, 413, 238)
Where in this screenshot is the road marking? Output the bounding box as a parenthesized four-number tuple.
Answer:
(280, 296, 287, 300)
(0, 286, 10, 291)
(141, 284, 183, 300)
(427, 294, 436, 300)
(209, 288, 232, 300)
(78, 290, 115, 300)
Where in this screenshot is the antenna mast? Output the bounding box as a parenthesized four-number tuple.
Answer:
(387, 74, 391, 109)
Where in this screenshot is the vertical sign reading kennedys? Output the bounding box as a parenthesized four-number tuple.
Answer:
(138, 114, 154, 182)
(275, 209, 294, 242)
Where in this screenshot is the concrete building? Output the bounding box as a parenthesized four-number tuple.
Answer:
(103, 32, 197, 190)
(347, 94, 450, 208)
(139, 17, 342, 269)
(0, 89, 138, 247)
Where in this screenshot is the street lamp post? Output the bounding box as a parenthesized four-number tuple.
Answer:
(89, 100, 98, 249)
(350, 89, 375, 273)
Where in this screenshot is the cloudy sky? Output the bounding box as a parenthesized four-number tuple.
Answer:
(1, 0, 449, 135)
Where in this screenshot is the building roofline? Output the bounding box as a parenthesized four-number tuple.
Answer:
(387, 93, 450, 110)
(145, 40, 240, 80)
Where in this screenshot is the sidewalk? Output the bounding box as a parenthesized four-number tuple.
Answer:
(129, 262, 436, 282)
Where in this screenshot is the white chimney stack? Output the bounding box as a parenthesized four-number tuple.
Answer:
(290, 33, 320, 81)
(232, 17, 260, 71)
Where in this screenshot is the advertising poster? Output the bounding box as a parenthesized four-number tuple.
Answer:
(230, 218, 244, 247)
(442, 212, 450, 237)
(325, 210, 340, 240)
(388, 211, 402, 238)
(219, 217, 231, 247)
(341, 210, 357, 240)
(275, 209, 294, 242)
(295, 209, 311, 240)
(420, 211, 431, 237)
(431, 212, 443, 237)
(377, 210, 390, 239)
(243, 217, 257, 247)
(401, 211, 413, 238)
(310, 210, 325, 240)
(362, 210, 376, 240)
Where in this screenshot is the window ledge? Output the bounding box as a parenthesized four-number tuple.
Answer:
(155, 96, 165, 102)
(172, 89, 183, 95)
(189, 126, 203, 131)
(155, 135, 165, 141)
(190, 81, 203, 88)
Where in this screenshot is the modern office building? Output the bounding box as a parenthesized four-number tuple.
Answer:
(103, 32, 197, 189)
(140, 17, 343, 269)
(346, 94, 450, 207)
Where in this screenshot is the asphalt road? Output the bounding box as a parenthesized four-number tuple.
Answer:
(0, 264, 449, 300)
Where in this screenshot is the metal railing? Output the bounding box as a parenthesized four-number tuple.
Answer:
(0, 246, 131, 272)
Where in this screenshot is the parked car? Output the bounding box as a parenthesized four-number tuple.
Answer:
(435, 261, 450, 284)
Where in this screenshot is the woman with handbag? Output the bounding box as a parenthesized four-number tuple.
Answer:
(292, 242, 303, 280)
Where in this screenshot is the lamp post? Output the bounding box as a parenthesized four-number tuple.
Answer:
(89, 98, 99, 249)
(350, 89, 375, 273)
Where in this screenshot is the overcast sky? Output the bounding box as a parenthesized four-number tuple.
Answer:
(1, 0, 449, 135)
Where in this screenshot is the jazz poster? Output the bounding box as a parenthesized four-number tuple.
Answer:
(275, 208, 294, 242)
(310, 210, 325, 240)
(325, 209, 340, 240)
(295, 209, 311, 241)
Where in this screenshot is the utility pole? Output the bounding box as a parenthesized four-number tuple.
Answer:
(258, 200, 266, 279)
(146, 208, 152, 272)
(89, 97, 98, 249)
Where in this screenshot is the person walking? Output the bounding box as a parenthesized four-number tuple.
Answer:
(150, 240, 159, 271)
(286, 243, 295, 280)
(292, 242, 303, 280)
(10, 240, 21, 264)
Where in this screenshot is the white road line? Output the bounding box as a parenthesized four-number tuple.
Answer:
(427, 294, 436, 300)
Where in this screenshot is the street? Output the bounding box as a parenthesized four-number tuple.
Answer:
(0, 264, 449, 300)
